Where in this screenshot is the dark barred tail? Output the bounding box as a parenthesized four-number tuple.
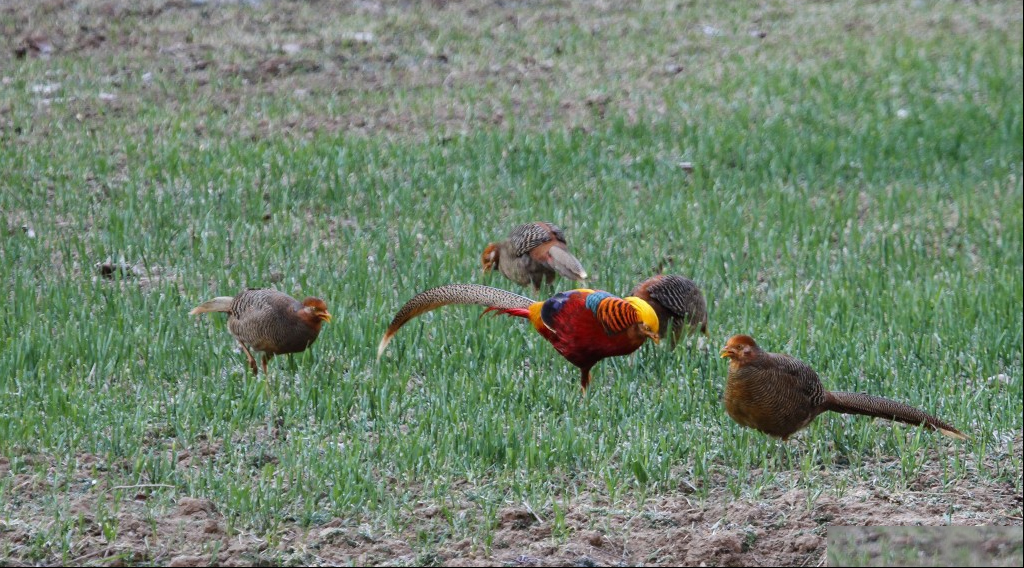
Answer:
(824, 392, 968, 440)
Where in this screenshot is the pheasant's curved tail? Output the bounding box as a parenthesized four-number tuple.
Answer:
(546, 246, 588, 282)
(377, 284, 535, 360)
(824, 392, 968, 440)
(189, 297, 234, 315)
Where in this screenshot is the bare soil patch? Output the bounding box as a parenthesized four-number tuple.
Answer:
(828, 526, 1024, 567)
(2, 437, 1021, 565)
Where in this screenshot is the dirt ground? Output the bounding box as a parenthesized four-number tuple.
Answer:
(2, 444, 1022, 566)
(828, 526, 1024, 567)
(1, 1, 1022, 566)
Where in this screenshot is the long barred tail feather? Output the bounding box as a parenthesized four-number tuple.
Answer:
(377, 284, 534, 360)
(825, 391, 968, 440)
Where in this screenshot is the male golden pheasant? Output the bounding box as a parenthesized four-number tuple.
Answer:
(630, 274, 708, 346)
(190, 288, 331, 375)
(377, 284, 659, 391)
(481, 222, 588, 292)
(720, 335, 967, 440)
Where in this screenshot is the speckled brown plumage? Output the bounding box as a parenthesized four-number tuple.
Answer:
(190, 288, 331, 374)
(630, 274, 708, 346)
(481, 222, 588, 292)
(720, 335, 967, 441)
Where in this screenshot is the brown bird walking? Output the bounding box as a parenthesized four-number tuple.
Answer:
(377, 284, 659, 392)
(190, 288, 331, 375)
(481, 222, 588, 292)
(630, 274, 708, 346)
(719, 335, 967, 440)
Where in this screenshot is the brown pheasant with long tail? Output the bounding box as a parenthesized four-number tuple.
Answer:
(719, 335, 967, 440)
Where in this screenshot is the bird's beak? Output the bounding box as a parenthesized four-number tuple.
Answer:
(321, 311, 333, 323)
(642, 328, 660, 344)
(720, 347, 732, 359)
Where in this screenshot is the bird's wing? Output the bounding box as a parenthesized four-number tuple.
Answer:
(643, 275, 701, 317)
(539, 290, 577, 331)
(377, 284, 535, 359)
(543, 223, 567, 244)
(543, 290, 641, 336)
(593, 295, 645, 334)
(770, 352, 826, 407)
(233, 288, 292, 322)
(509, 222, 557, 256)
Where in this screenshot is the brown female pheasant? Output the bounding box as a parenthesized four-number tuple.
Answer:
(720, 335, 967, 440)
(630, 274, 708, 346)
(481, 222, 588, 292)
(190, 288, 331, 374)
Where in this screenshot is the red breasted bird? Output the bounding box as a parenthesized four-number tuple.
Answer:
(481, 222, 588, 292)
(377, 284, 659, 392)
(190, 288, 331, 375)
(630, 274, 708, 346)
(720, 335, 967, 440)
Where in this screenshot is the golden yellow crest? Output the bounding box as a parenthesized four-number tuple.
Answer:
(623, 296, 660, 336)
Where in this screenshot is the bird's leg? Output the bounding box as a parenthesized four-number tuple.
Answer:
(238, 339, 259, 375)
(261, 355, 275, 392)
(669, 323, 683, 350)
(579, 367, 592, 395)
(770, 438, 799, 469)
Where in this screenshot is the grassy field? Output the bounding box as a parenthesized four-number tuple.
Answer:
(1, 0, 1022, 565)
